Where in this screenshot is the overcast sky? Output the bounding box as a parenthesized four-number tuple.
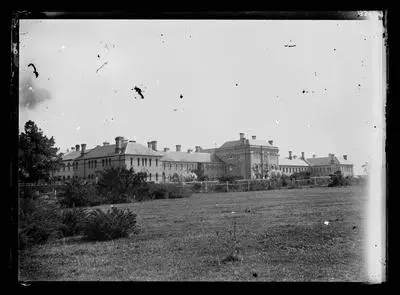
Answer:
(19, 17, 385, 174)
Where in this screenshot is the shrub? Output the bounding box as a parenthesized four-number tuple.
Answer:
(165, 184, 192, 199)
(328, 171, 348, 187)
(191, 183, 202, 192)
(18, 198, 63, 250)
(217, 175, 243, 183)
(81, 207, 138, 241)
(58, 179, 99, 208)
(150, 185, 168, 199)
(97, 167, 147, 196)
(59, 207, 88, 237)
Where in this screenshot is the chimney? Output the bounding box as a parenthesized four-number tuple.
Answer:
(301, 152, 305, 160)
(151, 140, 158, 151)
(329, 153, 335, 164)
(239, 133, 245, 140)
(293, 155, 297, 159)
(313, 154, 316, 158)
(103, 141, 110, 146)
(176, 145, 181, 152)
(289, 151, 292, 160)
(81, 143, 86, 156)
(115, 136, 123, 153)
(252, 135, 256, 140)
(75, 144, 80, 151)
(343, 155, 348, 160)
(268, 140, 273, 145)
(195, 146, 202, 152)
(71, 147, 75, 151)
(164, 147, 170, 152)
(147, 142, 152, 149)
(187, 149, 193, 153)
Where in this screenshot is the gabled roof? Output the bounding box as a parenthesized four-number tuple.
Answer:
(279, 157, 310, 166)
(247, 138, 277, 148)
(306, 156, 353, 166)
(124, 142, 164, 156)
(80, 141, 163, 159)
(160, 151, 224, 163)
(62, 149, 92, 161)
(219, 139, 276, 150)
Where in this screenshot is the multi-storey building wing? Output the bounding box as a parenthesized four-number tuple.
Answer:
(214, 133, 279, 179)
(54, 132, 353, 182)
(278, 151, 311, 175)
(307, 154, 353, 177)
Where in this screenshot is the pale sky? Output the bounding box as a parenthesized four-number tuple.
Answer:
(19, 17, 385, 174)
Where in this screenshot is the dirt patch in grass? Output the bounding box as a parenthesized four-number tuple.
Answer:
(18, 186, 368, 281)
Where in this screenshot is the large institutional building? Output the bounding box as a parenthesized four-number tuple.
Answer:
(53, 133, 353, 182)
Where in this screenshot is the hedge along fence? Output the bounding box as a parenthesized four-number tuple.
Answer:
(180, 177, 333, 193)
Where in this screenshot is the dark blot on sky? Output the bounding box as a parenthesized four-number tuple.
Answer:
(19, 75, 51, 110)
(133, 86, 144, 99)
(180, 94, 183, 99)
(28, 63, 39, 78)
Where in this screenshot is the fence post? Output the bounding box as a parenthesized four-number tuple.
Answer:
(226, 181, 229, 192)
(205, 181, 207, 193)
(247, 180, 250, 191)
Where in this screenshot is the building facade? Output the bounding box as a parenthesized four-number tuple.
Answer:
(307, 154, 354, 177)
(278, 151, 311, 175)
(54, 133, 353, 182)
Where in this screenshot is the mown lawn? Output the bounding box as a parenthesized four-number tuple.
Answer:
(19, 186, 368, 281)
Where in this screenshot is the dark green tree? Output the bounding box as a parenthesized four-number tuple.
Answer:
(97, 167, 147, 195)
(19, 120, 62, 183)
(191, 167, 208, 181)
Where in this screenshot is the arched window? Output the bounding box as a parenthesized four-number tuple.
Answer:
(137, 158, 140, 166)
(149, 159, 152, 166)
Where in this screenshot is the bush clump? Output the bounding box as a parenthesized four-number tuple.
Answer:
(18, 197, 63, 250)
(81, 207, 138, 241)
(58, 178, 100, 208)
(328, 171, 352, 187)
(59, 207, 88, 237)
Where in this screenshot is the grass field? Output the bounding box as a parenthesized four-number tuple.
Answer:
(19, 186, 368, 281)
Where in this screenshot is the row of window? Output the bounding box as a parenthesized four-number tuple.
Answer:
(129, 157, 159, 167)
(163, 162, 197, 171)
(280, 166, 309, 173)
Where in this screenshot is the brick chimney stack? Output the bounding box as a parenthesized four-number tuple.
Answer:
(195, 146, 202, 152)
(252, 135, 256, 140)
(268, 140, 273, 145)
(343, 155, 348, 160)
(164, 147, 170, 152)
(147, 142, 152, 149)
(289, 151, 292, 160)
(151, 141, 158, 151)
(176, 145, 181, 152)
(75, 144, 80, 151)
(81, 144, 86, 156)
(301, 152, 305, 160)
(115, 136, 123, 153)
(187, 149, 193, 153)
